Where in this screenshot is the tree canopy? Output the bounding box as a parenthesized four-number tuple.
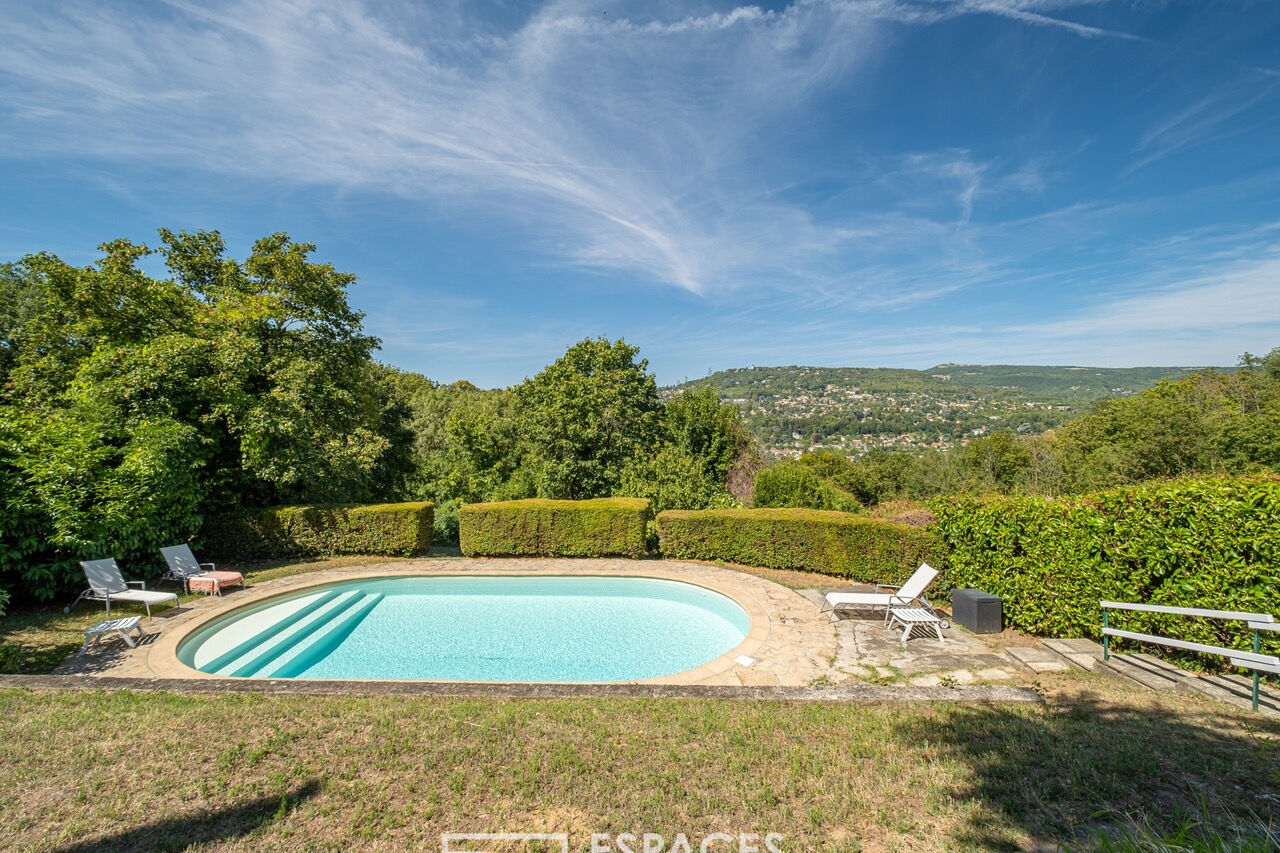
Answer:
(7, 228, 1273, 609)
(515, 337, 663, 499)
(0, 230, 410, 598)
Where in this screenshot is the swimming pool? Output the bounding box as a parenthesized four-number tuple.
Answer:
(176, 575, 751, 681)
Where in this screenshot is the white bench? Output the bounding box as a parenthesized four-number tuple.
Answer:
(888, 607, 947, 643)
(80, 616, 144, 655)
(1101, 601, 1279, 712)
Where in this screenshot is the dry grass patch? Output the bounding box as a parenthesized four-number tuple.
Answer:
(1, 671, 1277, 851)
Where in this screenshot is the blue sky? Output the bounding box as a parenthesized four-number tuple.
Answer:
(2, 1, 1279, 387)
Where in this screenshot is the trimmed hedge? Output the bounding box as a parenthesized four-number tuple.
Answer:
(929, 477, 1280, 657)
(459, 498, 651, 558)
(656, 508, 944, 583)
(202, 501, 433, 559)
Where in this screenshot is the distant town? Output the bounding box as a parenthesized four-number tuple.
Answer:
(670, 364, 1218, 458)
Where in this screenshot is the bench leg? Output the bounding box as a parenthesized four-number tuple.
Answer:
(119, 630, 138, 649)
(901, 622, 912, 643)
(934, 622, 945, 643)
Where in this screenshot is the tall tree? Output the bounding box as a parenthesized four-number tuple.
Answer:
(663, 386, 743, 486)
(516, 338, 662, 499)
(0, 230, 409, 598)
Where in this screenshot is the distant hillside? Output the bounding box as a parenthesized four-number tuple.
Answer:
(923, 364, 1209, 399)
(669, 363, 1225, 457)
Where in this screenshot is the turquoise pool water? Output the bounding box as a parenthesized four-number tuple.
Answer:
(177, 576, 750, 681)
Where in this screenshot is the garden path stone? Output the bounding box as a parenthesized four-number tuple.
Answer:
(1006, 646, 1072, 673)
(1042, 638, 1103, 670)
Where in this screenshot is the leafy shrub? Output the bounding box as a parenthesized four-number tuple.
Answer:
(752, 460, 862, 512)
(432, 497, 462, 546)
(656, 507, 943, 583)
(930, 477, 1280, 657)
(0, 410, 204, 600)
(618, 445, 737, 515)
(459, 498, 651, 558)
(203, 501, 433, 559)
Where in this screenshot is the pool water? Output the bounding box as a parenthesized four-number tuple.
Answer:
(177, 575, 750, 682)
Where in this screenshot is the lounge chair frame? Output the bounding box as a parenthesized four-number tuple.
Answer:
(66, 558, 178, 617)
(160, 544, 218, 593)
(821, 563, 939, 625)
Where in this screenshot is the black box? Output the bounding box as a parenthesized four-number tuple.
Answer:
(952, 588, 1003, 634)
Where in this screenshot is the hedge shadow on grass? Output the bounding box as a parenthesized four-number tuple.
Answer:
(53, 779, 321, 853)
(902, 691, 1280, 850)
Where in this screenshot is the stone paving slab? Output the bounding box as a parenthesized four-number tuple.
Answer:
(1186, 672, 1280, 717)
(0, 673, 1044, 704)
(1097, 653, 1183, 690)
(811, 589, 1022, 684)
(1098, 653, 1280, 717)
(1042, 638, 1103, 671)
(1006, 646, 1072, 673)
(1052, 638, 1105, 654)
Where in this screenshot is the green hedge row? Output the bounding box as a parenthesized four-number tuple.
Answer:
(929, 477, 1280, 656)
(655, 507, 944, 584)
(202, 501, 434, 559)
(459, 498, 651, 558)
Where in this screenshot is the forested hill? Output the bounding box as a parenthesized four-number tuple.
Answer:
(669, 363, 1223, 457)
(920, 364, 1209, 399)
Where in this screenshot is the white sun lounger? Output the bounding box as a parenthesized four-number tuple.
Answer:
(79, 616, 144, 655)
(821, 563, 939, 624)
(66, 558, 178, 617)
(888, 607, 948, 643)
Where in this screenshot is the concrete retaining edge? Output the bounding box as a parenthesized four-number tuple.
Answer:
(0, 674, 1043, 703)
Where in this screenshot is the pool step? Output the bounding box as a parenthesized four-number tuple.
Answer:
(265, 593, 384, 678)
(200, 589, 346, 674)
(214, 591, 368, 677)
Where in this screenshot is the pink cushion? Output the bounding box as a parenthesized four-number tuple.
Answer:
(188, 571, 245, 594)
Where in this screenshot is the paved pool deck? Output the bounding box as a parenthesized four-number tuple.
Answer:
(53, 557, 1031, 691)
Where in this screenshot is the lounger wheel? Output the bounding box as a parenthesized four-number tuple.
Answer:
(63, 605, 71, 614)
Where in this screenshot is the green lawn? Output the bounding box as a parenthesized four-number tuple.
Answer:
(1, 672, 1277, 851)
(4, 559, 1278, 850)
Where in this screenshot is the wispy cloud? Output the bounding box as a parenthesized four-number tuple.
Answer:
(1011, 254, 1280, 340)
(952, 0, 1142, 41)
(1131, 83, 1278, 173)
(0, 0, 1125, 300)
